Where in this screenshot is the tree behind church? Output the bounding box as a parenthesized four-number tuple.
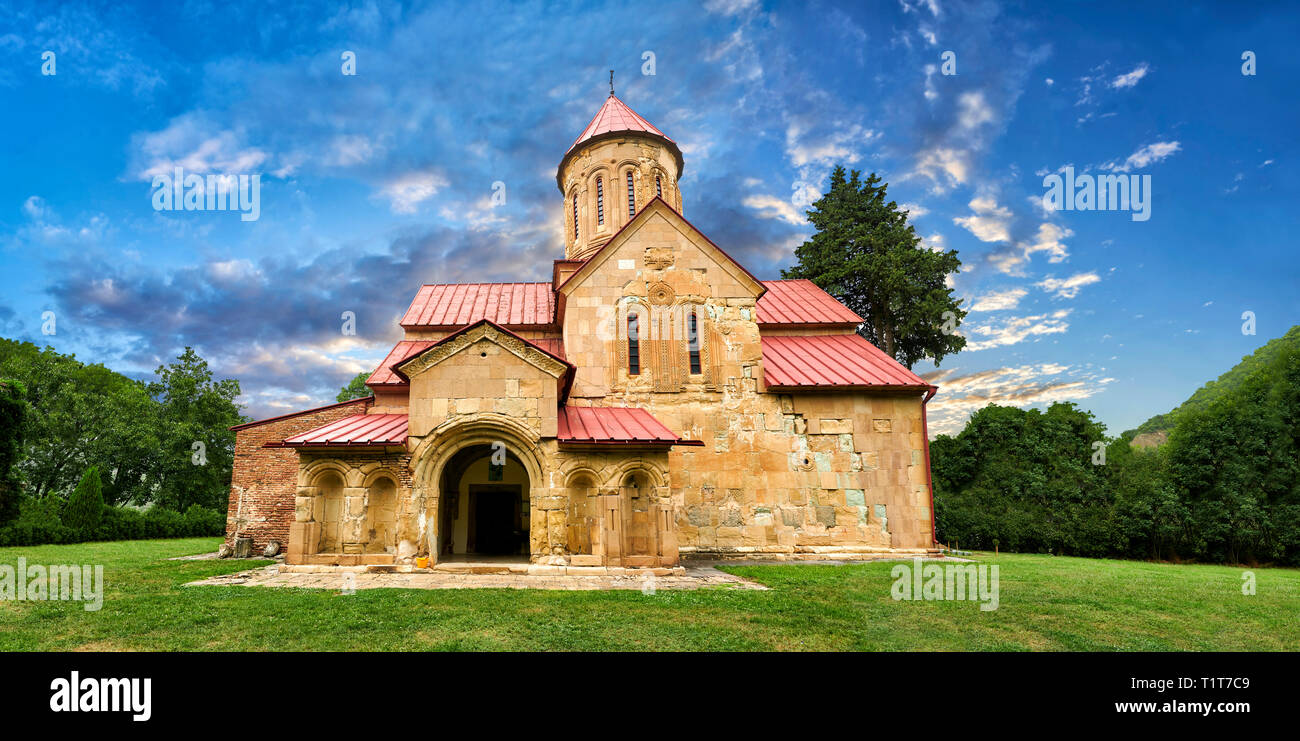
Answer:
(783, 166, 966, 368)
(337, 372, 372, 402)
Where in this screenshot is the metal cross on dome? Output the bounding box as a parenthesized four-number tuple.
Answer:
(609, 69, 614, 96)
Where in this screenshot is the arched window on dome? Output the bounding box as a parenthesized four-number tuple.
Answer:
(596, 177, 604, 226)
(627, 312, 641, 375)
(626, 170, 636, 218)
(572, 193, 579, 241)
(655, 174, 662, 198)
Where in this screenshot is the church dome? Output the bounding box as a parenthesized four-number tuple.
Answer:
(555, 94, 684, 193)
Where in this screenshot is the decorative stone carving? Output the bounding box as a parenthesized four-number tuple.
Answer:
(645, 247, 675, 269)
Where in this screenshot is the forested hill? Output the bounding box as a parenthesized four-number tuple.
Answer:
(1128, 325, 1300, 446)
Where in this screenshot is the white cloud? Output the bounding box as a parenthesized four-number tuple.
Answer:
(22, 196, 48, 220)
(957, 91, 995, 130)
(1102, 141, 1181, 172)
(327, 135, 377, 167)
(1111, 63, 1150, 89)
(899, 0, 941, 16)
(963, 309, 1072, 351)
(784, 122, 875, 169)
(921, 362, 1114, 436)
(704, 0, 758, 16)
(743, 194, 806, 226)
(899, 202, 929, 218)
(953, 195, 1011, 243)
(923, 231, 946, 253)
(1019, 222, 1073, 264)
(912, 146, 971, 190)
(1036, 271, 1100, 299)
(970, 287, 1027, 312)
(131, 115, 269, 181)
(379, 170, 448, 213)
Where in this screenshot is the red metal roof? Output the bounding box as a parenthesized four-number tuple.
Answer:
(756, 280, 863, 326)
(230, 396, 372, 431)
(557, 95, 684, 190)
(367, 340, 438, 386)
(275, 413, 408, 447)
(565, 94, 676, 156)
(400, 283, 555, 329)
(557, 406, 701, 446)
(368, 336, 565, 387)
(761, 334, 929, 390)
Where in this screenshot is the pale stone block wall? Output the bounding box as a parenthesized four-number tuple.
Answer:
(407, 336, 560, 440)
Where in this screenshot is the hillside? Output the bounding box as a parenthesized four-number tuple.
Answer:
(1128, 325, 1300, 446)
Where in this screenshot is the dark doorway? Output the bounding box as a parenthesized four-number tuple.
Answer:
(470, 485, 523, 555)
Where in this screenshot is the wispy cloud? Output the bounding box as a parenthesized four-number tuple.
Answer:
(1037, 271, 1101, 299)
(923, 362, 1114, 435)
(1102, 141, 1182, 172)
(1111, 62, 1150, 89)
(953, 195, 1012, 242)
(970, 287, 1027, 312)
(963, 309, 1072, 351)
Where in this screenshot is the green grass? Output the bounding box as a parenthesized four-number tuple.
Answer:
(1, 538, 1297, 651)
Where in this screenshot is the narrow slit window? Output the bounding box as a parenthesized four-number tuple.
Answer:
(572, 194, 579, 240)
(627, 313, 641, 375)
(626, 171, 636, 218)
(596, 177, 604, 226)
(655, 174, 662, 197)
(688, 311, 701, 374)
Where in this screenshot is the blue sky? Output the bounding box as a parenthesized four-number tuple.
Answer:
(0, 0, 1296, 434)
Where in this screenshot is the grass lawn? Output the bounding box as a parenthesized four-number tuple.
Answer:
(1, 537, 1297, 651)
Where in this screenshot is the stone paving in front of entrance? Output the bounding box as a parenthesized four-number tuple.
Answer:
(184, 561, 770, 591)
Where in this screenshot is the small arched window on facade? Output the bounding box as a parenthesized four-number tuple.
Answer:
(572, 193, 579, 241)
(596, 177, 605, 226)
(688, 309, 702, 375)
(655, 174, 662, 198)
(627, 312, 641, 375)
(626, 170, 636, 218)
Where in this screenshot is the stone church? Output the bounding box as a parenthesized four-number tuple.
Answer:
(224, 92, 941, 572)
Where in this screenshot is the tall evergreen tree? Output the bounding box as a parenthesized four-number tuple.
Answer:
(783, 166, 967, 368)
(63, 465, 105, 533)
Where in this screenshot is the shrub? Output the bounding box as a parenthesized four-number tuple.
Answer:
(62, 466, 105, 534)
(1, 502, 226, 547)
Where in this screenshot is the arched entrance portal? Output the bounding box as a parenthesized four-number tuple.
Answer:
(436, 444, 530, 559)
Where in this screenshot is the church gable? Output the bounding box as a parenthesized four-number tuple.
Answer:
(398, 321, 569, 439)
(557, 198, 765, 301)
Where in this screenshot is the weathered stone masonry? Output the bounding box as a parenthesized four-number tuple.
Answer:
(224, 397, 371, 553)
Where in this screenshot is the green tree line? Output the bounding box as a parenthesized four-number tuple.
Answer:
(932, 345, 1300, 565)
(0, 339, 244, 543)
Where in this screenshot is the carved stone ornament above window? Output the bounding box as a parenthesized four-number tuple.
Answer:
(648, 282, 676, 306)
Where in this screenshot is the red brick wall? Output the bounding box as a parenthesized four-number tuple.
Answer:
(224, 398, 372, 553)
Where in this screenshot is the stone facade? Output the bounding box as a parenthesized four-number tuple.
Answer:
(222, 93, 939, 569)
(224, 397, 372, 553)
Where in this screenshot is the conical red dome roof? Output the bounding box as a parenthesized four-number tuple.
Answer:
(556, 94, 684, 191)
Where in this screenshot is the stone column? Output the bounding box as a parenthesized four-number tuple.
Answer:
(287, 486, 320, 562)
(341, 487, 367, 554)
